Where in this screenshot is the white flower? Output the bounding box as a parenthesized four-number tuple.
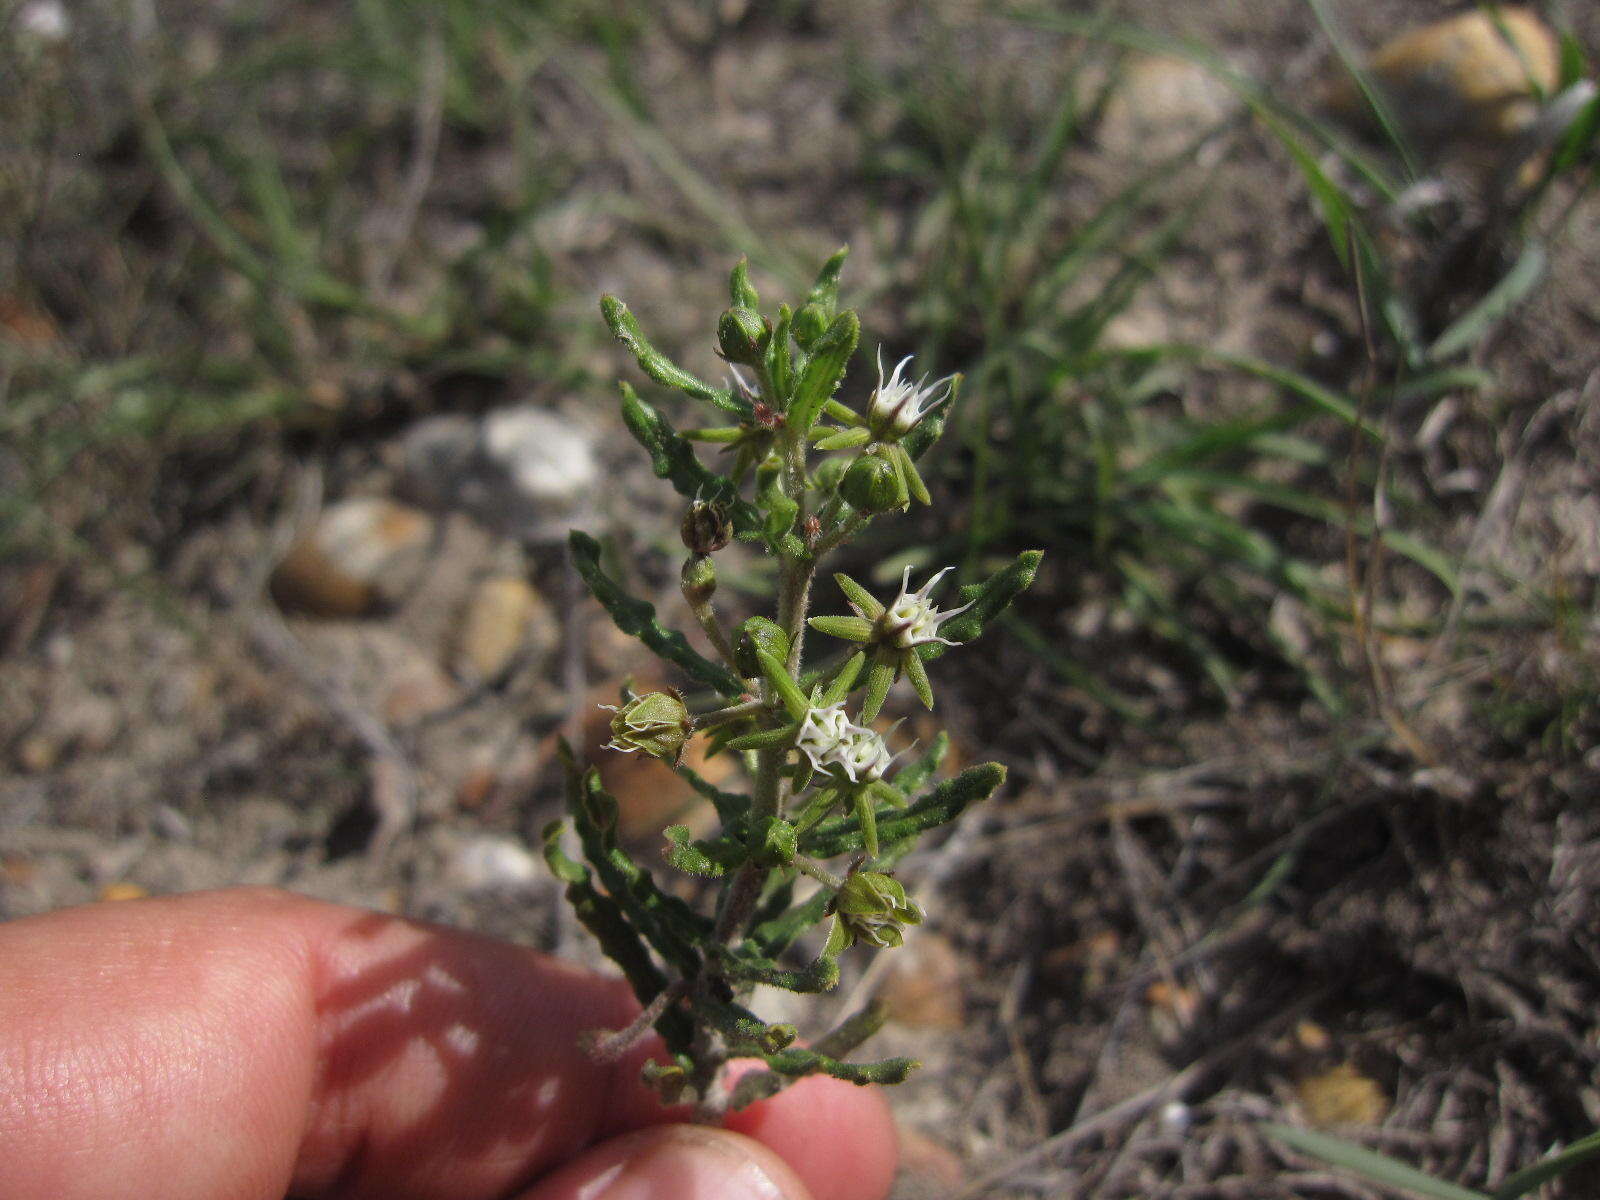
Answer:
(866, 349, 952, 441)
(880, 566, 975, 650)
(795, 703, 892, 782)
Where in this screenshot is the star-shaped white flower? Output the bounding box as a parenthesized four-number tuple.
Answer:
(866, 349, 952, 441)
(879, 567, 975, 650)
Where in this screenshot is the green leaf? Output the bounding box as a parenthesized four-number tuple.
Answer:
(569, 530, 745, 698)
(903, 650, 935, 710)
(1427, 242, 1547, 363)
(801, 762, 1006, 858)
(805, 245, 848, 313)
(541, 820, 588, 885)
(757, 649, 811, 721)
(761, 1045, 918, 1085)
(618, 384, 761, 536)
(788, 310, 860, 435)
(922, 550, 1043, 660)
(694, 999, 797, 1055)
(601, 295, 750, 417)
(813, 426, 871, 451)
(819, 651, 867, 703)
(860, 655, 897, 722)
(719, 945, 840, 993)
(766, 303, 794, 403)
(669, 761, 750, 826)
(1263, 1125, 1490, 1200)
(833, 572, 886, 619)
(730, 256, 759, 309)
(808, 615, 876, 643)
(725, 722, 799, 752)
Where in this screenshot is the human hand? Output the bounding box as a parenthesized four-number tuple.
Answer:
(0, 887, 898, 1200)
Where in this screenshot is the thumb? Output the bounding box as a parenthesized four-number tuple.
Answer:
(517, 1125, 815, 1200)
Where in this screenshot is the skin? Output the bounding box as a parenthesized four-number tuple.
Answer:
(0, 888, 899, 1200)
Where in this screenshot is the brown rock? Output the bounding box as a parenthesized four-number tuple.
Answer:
(456, 576, 553, 680)
(271, 498, 433, 617)
(877, 931, 966, 1030)
(1296, 1062, 1391, 1128)
(1327, 9, 1561, 146)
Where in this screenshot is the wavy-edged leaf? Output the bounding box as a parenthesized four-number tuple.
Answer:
(663, 824, 739, 877)
(601, 294, 750, 417)
(570, 531, 745, 698)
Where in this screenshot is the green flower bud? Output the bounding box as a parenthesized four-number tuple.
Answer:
(834, 871, 923, 949)
(681, 553, 717, 604)
(717, 306, 768, 365)
(791, 301, 829, 350)
(602, 690, 693, 764)
(811, 455, 850, 493)
(681, 498, 733, 554)
(734, 616, 790, 679)
(840, 452, 907, 514)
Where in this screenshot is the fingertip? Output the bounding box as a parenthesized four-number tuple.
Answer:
(723, 1075, 898, 1200)
(517, 1126, 813, 1200)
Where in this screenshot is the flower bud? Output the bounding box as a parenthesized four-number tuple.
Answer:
(680, 498, 733, 554)
(840, 452, 907, 514)
(791, 301, 829, 349)
(734, 616, 790, 678)
(835, 871, 923, 949)
(716, 306, 768, 365)
(681, 553, 717, 604)
(603, 691, 693, 763)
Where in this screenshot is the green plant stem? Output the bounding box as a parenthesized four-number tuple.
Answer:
(686, 592, 743, 676)
(793, 855, 844, 890)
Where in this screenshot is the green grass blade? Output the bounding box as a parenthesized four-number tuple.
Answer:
(1427, 242, 1547, 363)
(1492, 1128, 1600, 1199)
(1263, 1124, 1491, 1200)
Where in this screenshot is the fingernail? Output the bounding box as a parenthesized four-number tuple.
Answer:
(574, 1127, 799, 1200)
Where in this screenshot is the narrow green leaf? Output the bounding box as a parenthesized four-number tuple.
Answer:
(833, 572, 886, 619)
(1263, 1124, 1490, 1200)
(854, 788, 880, 857)
(813, 426, 871, 451)
(1427, 242, 1548, 363)
(747, 885, 831, 958)
(788, 310, 860, 435)
(601, 295, 750, 416)
(569, 531, 745, 697)
(806, 245, 849, 312)
(808, 615, 876, 643)
(820, 651, 867, 703)
(860, 656, 897, 722)
(922, 550, 1043, 661)
(904, 650, 935, 710)
(725, 723, 800, 752)
(801, 762, 1006, 858)
(730, 257, 759, 309)
(757, 649, 811, 721)
(1494, 1128, 1600, 1199)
